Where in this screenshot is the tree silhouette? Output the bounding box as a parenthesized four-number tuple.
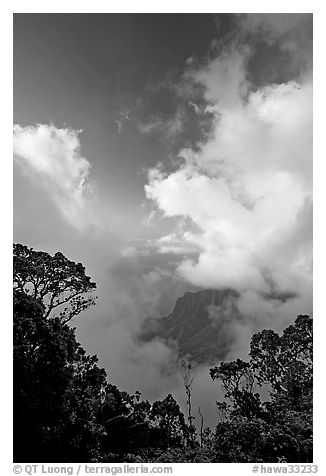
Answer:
(13, 243, 96, 323)
(209, 315, 313, 462)
(13, 243, 313, 463)
(13, 289, 107, 462)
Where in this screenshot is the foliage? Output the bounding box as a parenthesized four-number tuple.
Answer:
(13, 243, 96, 322)
(250, 315, 313, 411)
(13, 243, 313, 463)
(209, 315, 313, 462)
(150, 394, 187, 448)
(13, 244, 189, 462)
(210, 358, 264, 420)
(13, 290, 107, 462)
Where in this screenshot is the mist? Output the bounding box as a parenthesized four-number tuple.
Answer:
(13, 13, 312, 429)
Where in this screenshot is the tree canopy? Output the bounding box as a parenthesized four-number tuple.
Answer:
(13, 243, 313, 463)
(208, 315, 313, 462)
(13, 243, 96, 322)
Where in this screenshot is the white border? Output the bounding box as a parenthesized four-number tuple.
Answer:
(2, 3, 325, 474)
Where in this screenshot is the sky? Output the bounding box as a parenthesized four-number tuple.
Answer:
(13, 13, 313, 426)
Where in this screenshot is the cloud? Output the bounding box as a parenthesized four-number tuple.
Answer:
(241, 13, 313, 79)
(14, 124, 98, 231)
(13, 15, 313, 429)
(242, 13, 312, 42)
(188, 101, 201, 114)
(77, 247, 222, 424)
(155, 232, 201, 255)
(132, 68, 215, 149)
(145, 15, 312, 334)
(120, 246, 151, 258)
(74, 248, 195, 403)
(114, 120, 123, 134)
(136, 108, 185, 141)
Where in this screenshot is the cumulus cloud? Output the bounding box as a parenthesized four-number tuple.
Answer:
(14, 124, 98, 231)
(145, 14, 312, 334)
(13, 15, 313, 429)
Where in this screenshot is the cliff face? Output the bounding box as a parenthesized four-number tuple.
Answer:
(141, 289, 241, 364)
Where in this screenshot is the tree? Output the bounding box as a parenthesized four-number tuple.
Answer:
(180, 361, 195, 424)
(13, 289, 108, 462)
(250, 315, 313, 412)
(150, 394, 187, 448)
(209, 315, 313, 462)
(180, 360, 197, 446)
(13, 243, 96, 323)
(13, 244, 107, 462)
(210, 359, 263, 420)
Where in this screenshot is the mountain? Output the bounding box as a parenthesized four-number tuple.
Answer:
(140, 289, 241, 364)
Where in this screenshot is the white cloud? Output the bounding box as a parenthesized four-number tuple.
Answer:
(13, 124, 97, 231)
(156, 232, 201, 255)
(145, 30, 312, 323)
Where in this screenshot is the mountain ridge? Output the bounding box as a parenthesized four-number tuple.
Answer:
(140, 288, 241, 364)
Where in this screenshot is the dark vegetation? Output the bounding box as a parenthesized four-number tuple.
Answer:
(13, 244, 313, 463)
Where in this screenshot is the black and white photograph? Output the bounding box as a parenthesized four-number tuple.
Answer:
(12, 12, 314, 467)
